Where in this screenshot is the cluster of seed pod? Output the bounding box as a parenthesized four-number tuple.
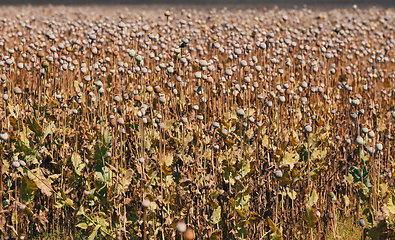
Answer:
(0, 4, 395, 239)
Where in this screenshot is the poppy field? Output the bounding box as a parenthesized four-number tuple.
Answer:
(0, 4, 395, 240)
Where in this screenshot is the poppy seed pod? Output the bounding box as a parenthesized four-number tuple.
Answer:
(141, 199, 150, 208)
(356, 136, 364, 146)
(358, 218, 365, 227)
(14, 87, 22, 94)
(0, 132, 9, 140)
(177, 222, 187, 233)
(114, 95, 121, 103)
(83, 190, 91, 196)
(376, 143, 383, 151)
(184, 228, 195, 240)
(236, 109, 245, 117)
(128, 49, 136, 57)
(212, 122, 220, 128)
(368, 131, 375, 138)
(12, 161, 20, 168)
(159, 95, 166, 104)
(275, 170, 283, 178)
(352, 99, 360, 106)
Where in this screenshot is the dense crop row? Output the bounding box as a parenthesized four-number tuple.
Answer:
(0, 4, 395, 240)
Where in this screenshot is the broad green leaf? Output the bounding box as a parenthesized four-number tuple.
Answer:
(22, 206, 34, 218)
(311, 149, 321, 160)
(95, 166, 112, 183)
(77, 205, 85, 216)
(380, 183, 388, 198)
(236, 186, 251, 210)
(54, 200, 64, 208)
(209, 230, 221, 240)
(236, 220, 248, 239)
(28, 168, 53, 197)
(246, 213, 261, 224)
(164, 153, 173, 167)
(235, 208, 246, 219)
(267, 217, 278, 232)
(386, 193, 395, 214)
(282, 151, 299, 169)
(304, 206, 317, 228)
(74, 80, 82, 92)
(368, 227, 379, 240)
(27, 117, 43, 136)
(360, 150, 369, 165)
(239, 159, 250, 178)
(20, 175, 38, 204)
(287, 188, 297, 200)
(42, 121, 55, 142)
(223, 164, 235, 185)
(72, 152, 85, 175)
(346, 174, 354, 185)
(344, 195, 350, 208)
(210, 206, 221, 224)
(65, 198, 74, 209)
(88, 225, 101, 240)
(307, 189, 318, 206)
(76, 222, 88, 229)
(262, 135, 269, 147)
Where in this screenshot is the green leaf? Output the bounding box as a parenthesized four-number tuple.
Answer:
(386, 193, 395, 214)
(209, 230, 221, 240)
(76, 222, 88, 229)
(95, 166, 112, 183)
(65, 198, 74, 209)
(368, 227, 379, 240)
(27, 116, 43, 136)
(88, 225, 101, 240)
(262, 135, 269, 147)
(282, 151, 299, 169)
(77, 205, 85, 216)
(72, 152, 85, 176)
(20, 175, 38, 204)
(360, 150, 370, 165)
(22, 206, 34, 218)
(344, 195, 350, 208)
(239, 159, 251, 178)
(164, 154, 173, 167)
(74, 80, 82, 92)
(210, 206, 221, 225)
(236, 186, 251, 210)
(380, 183, 388, 198)
(223, 164, 235, 185)
(307, 189, 318, 206)
(270, 228, 284, 240)
(235, 208, 246, 219)
(236, 220, 248, 239)
(346, 174, 354, 184)
(42, 121, 55, 141)
(304, 206, 317, 228)
(246, 213, 261, 224)
(287, 188, 297, 200)
(28, 168, 53, 197)
(54, 200, 64, 209)
(267, 217, 278, 232)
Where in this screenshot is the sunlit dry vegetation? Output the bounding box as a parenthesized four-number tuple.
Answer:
(0, 4, 395, 240)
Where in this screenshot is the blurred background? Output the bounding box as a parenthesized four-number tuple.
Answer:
(0, 0, 394, 8)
